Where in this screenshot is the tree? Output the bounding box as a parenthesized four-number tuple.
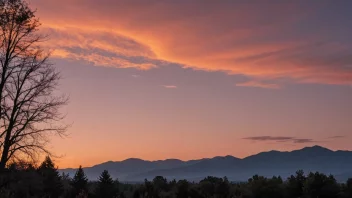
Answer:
(71, 166, 88, 197)
(248, 175, 284, 198)
(0, 161, 44, 197)
(37, 156, 63, 198)
(61, 172, 73, 198)
(144, 179, 156, 198)
(176, 180, 190, 198)
(304, 172, 340, 198)
(0, 0, 68, 170)
(153, 176, 168, 192)
(286, 170, 306, 198)
(199, 176, 224, 197)
(95, 170, 118, 198)
(215, 177, 230, 198)
(346, 178, 352, 196)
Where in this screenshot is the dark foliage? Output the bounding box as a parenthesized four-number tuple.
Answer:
(2, 165, 352, 198)
(94, 170, 118, 198)
(37, 156, 63, 198)
(71, 166, 88, 197)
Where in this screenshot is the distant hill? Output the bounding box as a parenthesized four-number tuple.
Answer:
(60, 146, 352, 182)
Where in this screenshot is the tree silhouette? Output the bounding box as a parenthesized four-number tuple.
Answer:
(61, 172, 73, 198)
(199, 176, 226, 197)
(215, 177, 230, 198)
(37, 156, 63, 198)
(71, 166, 88, 197)
(153, 176, 168, 192)
(304, 172, 340, 198)
(346, 178, 352, 196)
(144, 179, 157, 198)
(286, 170, 306, 198)
(175, 179, 190, 198)
(247, 175, 284, 198)
(95, 170, 118, 198)
(0, 161, 43, 197)
(0, 0, 68, 170)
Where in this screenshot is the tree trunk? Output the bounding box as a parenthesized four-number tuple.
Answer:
(0, 146, 9, 170)
(0, 135, 11, 170)
(0, 125, 13, 171)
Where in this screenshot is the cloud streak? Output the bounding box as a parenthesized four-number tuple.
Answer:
(243, 136, 316, 144)
(162, 85, 177, 89)
(236, 81, 281, 89)
(328, 136, 346, 139)
(42, 27, 161, 70)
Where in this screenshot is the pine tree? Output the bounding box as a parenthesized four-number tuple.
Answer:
(71, 166, 88, 196)
(37, 156, 63, 198)
(95, 170, 118, 198)
(61, 172, 73, 198)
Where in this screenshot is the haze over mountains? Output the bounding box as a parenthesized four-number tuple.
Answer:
(60, 146, 352, 182)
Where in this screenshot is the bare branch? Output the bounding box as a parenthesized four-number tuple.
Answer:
(0, 0, 68, 170)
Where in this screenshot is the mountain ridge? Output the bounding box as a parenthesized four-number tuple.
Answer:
(60, 145, 352, 182)
(65, 145, 333, 168)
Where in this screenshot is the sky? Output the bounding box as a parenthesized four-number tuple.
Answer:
(27, 0, 352, 168)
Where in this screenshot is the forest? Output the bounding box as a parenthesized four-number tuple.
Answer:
(0, 156, 352, 198)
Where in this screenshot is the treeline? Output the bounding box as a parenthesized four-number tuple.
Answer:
(1, 157, 352, 198)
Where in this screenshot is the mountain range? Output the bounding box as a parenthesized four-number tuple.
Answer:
(60, 146, 352, 182)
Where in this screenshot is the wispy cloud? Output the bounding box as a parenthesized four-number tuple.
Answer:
(131, 74, 140, 78)
(328, 136, 346, 139)
(236, 81, 281, 89)
(162, 85, 177, 89)
(243, 136, 316, 144)
(243, 136, 294, 141)
(42, 27, 161, 70)
(293, 139, 315, 144)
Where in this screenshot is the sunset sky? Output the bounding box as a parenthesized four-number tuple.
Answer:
(28, 0, 352, 168)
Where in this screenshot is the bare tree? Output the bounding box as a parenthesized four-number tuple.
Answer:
(0, 0, 68, 170)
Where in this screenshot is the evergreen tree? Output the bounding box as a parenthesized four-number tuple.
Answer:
(61, 172, 73, 198)
(1, 161, 44, 197)
(95, 170, 118, 198)
(37, 156, 63, 198)
(304, 172, 340, 198)
(286, 170, 306, 198)
(176, 180, 190, 198)
(71, 166, 88, 197)
(346, 178, 352, 197)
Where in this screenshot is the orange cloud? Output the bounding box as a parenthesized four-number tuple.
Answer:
(30, 0, 352, 86)
(41, 27, 159, 70)
(162, 85, 177, 89)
